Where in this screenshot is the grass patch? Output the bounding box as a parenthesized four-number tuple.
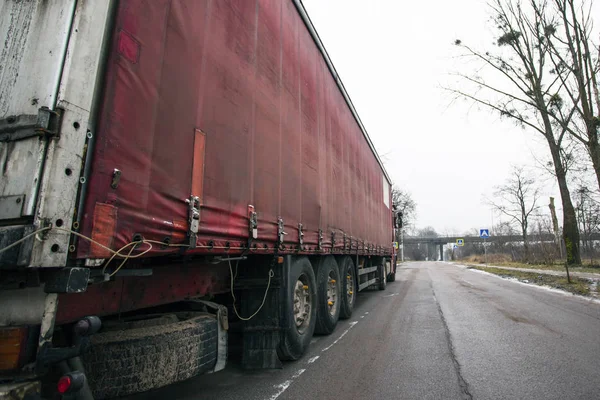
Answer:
(467, 266, 597, 297)
(506, 263, 600, 274)
(461, 254, 512, 264)
(459, 255, 600, 274)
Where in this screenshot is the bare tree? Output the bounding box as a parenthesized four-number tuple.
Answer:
(575, 185, 600, 262)
(493, 220, 519, 260)
(449, 0, 581, 264)
(540, 0, 600, 189)
(487, 166, 542, 261)
(391, 185, 417, 231)
(533, 216, 562, 264)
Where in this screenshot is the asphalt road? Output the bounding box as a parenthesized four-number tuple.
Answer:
(125, 261, 600, 400)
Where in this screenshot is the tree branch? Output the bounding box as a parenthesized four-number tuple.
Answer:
(444, 86, 546, 134)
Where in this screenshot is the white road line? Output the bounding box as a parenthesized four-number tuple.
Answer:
(383, 292, 399, 297)
(269, 381, 291, 400)
(322, 321, 358, 352)
(269, 370, 305, 400)
(292, 369, 306, 378)
(267, 319, 361, 400)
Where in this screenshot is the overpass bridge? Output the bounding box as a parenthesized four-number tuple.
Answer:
(404, 234, 552, 246)
(402, 233, 600, 261)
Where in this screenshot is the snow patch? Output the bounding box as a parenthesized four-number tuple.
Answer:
(466, 267, 600, 305)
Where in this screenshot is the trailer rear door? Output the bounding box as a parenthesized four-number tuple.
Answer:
(0, 1, 113, 268)
(0, 0, 77, 223)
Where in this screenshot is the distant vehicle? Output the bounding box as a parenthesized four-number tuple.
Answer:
(0, 1, 399, 399)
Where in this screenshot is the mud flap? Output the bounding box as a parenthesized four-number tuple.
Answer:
(237, 257, 287, 369)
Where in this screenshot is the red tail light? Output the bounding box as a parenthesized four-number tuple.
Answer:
(57, 372, 85, 394)
(57, 376, 72, 394)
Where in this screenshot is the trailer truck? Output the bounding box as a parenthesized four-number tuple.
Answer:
(0, 0, 399, 398)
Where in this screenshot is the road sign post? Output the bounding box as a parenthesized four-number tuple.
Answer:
(480, 229, 490, 266)
(484, 238, 487, 266)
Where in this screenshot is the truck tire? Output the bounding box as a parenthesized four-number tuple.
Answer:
(314, 256, 341, 335)
(378, 261, 387, 291)
(82, 313, 218, 399)
(338, 256, 356, 319)
(278, 257, 317, 361)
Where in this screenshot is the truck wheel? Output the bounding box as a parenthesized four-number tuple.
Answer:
(314, 256, 341, 335)
(278, 257, 317, 361)
(378, 261, 387, 291)
(338, 256, 356, 319)
(82, 313, 218, 399)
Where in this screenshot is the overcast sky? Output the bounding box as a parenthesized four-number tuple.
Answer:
(301, 0, 599, 236)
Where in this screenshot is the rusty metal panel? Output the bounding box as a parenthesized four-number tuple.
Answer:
(0, 0, 76, 220)
(28, 1, 114, 267)
(0, 196, 25, 220)
(78, 0, 393, 260)
(0, 0, 114, 267)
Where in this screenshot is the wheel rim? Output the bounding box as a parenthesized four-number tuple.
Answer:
(346, 266, 355, 306)
(327, 270, 338, 316)
(293, 274, 311, 334)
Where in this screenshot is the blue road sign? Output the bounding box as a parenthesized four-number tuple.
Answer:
(453, 244, 458, 249)
(480, 229, 490, 238)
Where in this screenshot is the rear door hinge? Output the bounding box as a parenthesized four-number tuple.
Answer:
(186, 195, 200, 249)
(248, 205, 258, 237)
(277, 217, 287, 245)
(0, 107, 63, 142)
(318, 229, 323, 251)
